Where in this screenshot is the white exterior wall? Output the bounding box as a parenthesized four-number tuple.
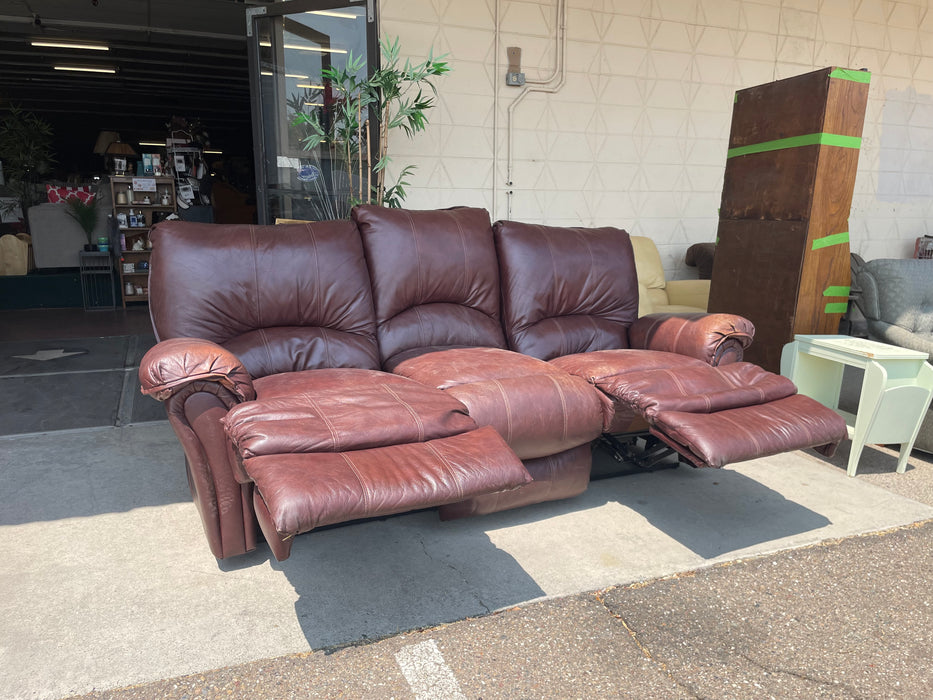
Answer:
(380, 0, 933, 279)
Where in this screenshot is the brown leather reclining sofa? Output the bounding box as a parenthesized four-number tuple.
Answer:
(139, 206, 848, 561)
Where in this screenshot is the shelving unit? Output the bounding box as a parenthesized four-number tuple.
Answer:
(167, 130, 208, 209)
(110, 175, 176, 307)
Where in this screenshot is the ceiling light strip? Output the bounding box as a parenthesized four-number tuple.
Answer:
(306, 10, 359, 19)
(284, 44, 347, 54)
(53, 65, 116, 74)
(32, 40, 109, 51)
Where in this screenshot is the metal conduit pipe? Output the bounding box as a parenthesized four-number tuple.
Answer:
(493, 0, 501, 219)
(505, 0, 567, 220)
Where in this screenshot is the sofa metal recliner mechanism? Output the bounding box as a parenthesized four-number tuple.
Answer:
(139, 207, 847, 561)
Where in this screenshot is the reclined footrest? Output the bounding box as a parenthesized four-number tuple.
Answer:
(245, 426, 530, 549)
(650, 394, 848, 468)
(220, 371, 531, 559)
(595, 362, 848, 468)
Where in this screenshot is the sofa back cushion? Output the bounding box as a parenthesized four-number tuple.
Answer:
(494, 220, 639, 360)
(352, 205, 507, 366)
(149, 220, 379, 378)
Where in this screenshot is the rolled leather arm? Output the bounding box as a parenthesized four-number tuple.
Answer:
(139, 337, 256, 402)
(629, 312, 755, 366)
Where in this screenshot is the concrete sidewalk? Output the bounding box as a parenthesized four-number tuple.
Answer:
(70, 521, 933, 700)
(3, 421, 933, 699)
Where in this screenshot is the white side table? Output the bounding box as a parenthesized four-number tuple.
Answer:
(781, 335, 933, 476)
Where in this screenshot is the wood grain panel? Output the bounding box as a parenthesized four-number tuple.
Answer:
(728, 67, 830, 148)
(709, 221, 809, 373)
(712, 66, 869, 372)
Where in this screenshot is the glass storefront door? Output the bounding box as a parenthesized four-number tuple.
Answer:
(247, 0, 376, 223)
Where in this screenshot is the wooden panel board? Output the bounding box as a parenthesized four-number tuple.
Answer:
(708, 220, 809, 373)
(728, 67, 831, 148)
(713, 66, 869, 370)
(720, 146, 819, 221)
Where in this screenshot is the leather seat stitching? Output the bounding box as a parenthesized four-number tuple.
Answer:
(546, 374, 570, 442)
(492, 379, 513, 443)
(424, 441, 463, 500)
(382, 385, 426, 442)
(339, 453, 371, 513)
(303, 393, 341, 452)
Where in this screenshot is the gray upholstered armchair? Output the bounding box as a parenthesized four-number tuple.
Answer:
(854, 258, 933, 356)
(854, 257, 933, 453)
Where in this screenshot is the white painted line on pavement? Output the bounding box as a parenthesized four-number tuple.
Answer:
(394, 639, 467, 700)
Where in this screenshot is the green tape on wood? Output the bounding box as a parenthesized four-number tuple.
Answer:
(830, 68, 872, 84)
(824, 302, 849, 314)
(811, 231, 849, 250)
(823, 285, 851, 297)
(727, 133, 862, 158)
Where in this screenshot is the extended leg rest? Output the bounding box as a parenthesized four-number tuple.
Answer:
(220, 369, 532, 560)
(587, 360, 848, 468)
(247, 427, 530, 560)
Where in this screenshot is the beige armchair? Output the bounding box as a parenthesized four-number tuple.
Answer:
(631, 235, 710, 317)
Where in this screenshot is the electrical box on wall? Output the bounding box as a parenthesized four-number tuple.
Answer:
(506, 46, 525, 86)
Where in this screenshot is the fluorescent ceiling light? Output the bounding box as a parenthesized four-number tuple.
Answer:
(32, 40, 109, 51)
(262, 71, 311, 79)
(54, 65, 116, 74)
(259, 40, 272, 47)
(138, 141, 164, 147)
(307, 10, 359, 19)
(284, 44, 347, 54)
(304, 102, 324, 107)
(204, 150, 222, 154)
(296, 83, 325, 90)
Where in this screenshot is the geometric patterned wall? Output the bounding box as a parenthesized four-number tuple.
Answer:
(380, 0, 933, 278)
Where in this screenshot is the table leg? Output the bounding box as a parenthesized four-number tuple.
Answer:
(850, 361, 933, 476)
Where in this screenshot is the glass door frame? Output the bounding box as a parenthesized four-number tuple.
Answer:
(246, 0, 378, 224)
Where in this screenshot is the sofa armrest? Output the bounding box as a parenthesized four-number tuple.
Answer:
(139, 337, 256, 402)
(629, 312, 755, 366)
(664, 279, 711, 310)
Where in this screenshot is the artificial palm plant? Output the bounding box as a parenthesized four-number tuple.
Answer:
(290, 36, 449, 219)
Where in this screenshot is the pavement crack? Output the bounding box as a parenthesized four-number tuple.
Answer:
(418, 536, 491, 614)
(594, 587, 704, 700)
(738, 652, 867, 698)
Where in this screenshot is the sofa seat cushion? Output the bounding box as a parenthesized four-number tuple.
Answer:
(550, 349, 709, 431)
(550, 349, 708, 383)
(391, 347, 605, 460)
(247, 427, 531, 557)
(650, 394, 848, 468)
(598, 362, 797, 419)
(392, 346, 567, 387)
(224, 368, 475, 458)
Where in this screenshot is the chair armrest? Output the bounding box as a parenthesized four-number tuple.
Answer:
(139, 337, 256, 402)
(629, 312, 755, 366)
(664, 279, 711, 310)
(867, 321, 933, 355)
